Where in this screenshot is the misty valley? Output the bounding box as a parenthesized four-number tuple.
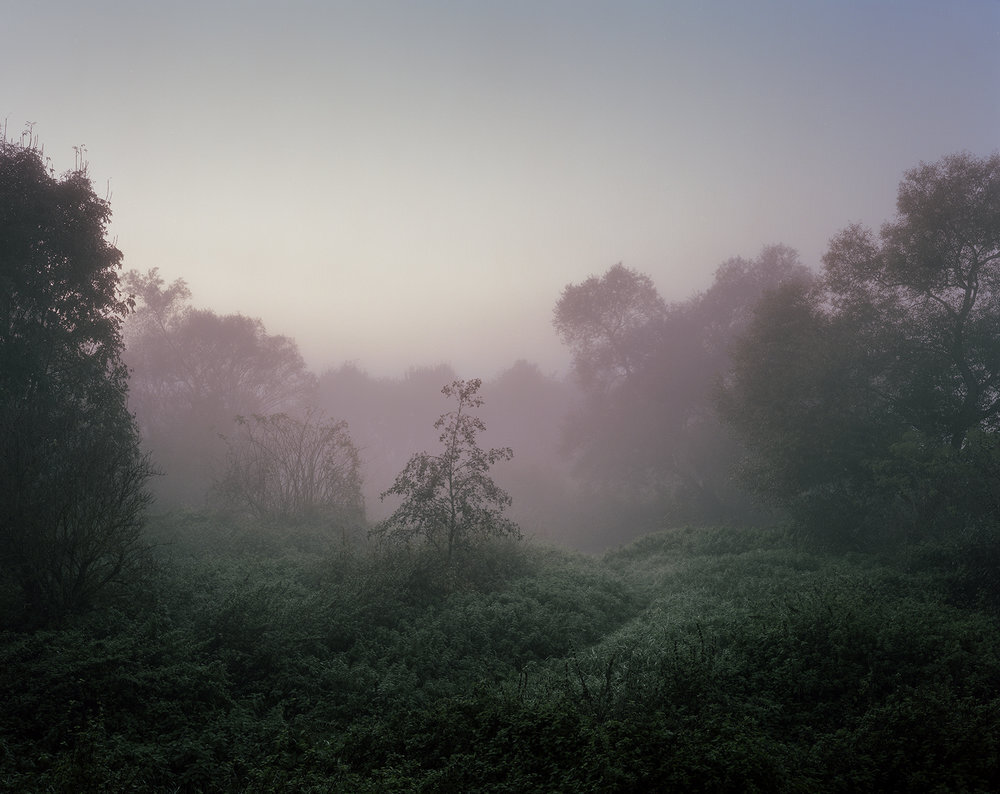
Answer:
(3, 134, 1000, 791)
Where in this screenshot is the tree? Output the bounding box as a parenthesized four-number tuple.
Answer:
(0, 133, 153, 624)
(122, 268, 315, 504)
(553, 263, 667, 391)
(216, 409, 364, 530)
(720, 151, 1000, 544)
(373, 379, 520, 561)
(718, 277, 899, 536)
(553, 250, 808, 535)
(823, 151, 1000, 449)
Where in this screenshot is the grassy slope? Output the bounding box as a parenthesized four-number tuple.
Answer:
(2, 518, 998, 791)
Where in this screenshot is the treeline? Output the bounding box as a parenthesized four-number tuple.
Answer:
(120, 150, 1000, 559)
(120, 246, 807, 551)
(554, 151, 1000, 555)
(4, 128, 999, 627)
(723, 153, 1000, 550)
(121, 274, 586, 543)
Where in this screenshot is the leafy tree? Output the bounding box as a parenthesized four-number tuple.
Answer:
(823, 151, 1000, 449)
(719, 276, 900, 537)
(0, 133, 153, 624)
(553, 263, 667, 391)
(554, 249, 808, 534)
(721, 151, 1000, 543)
(315, 360, 584, 545)
(125, 268, 314, 419)
(373, 379, 520, 561)
(122, 268, 315, 504)
(216, 409, 364, 530)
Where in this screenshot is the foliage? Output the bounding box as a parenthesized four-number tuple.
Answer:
(555, 247, 808, 530)
(553, 262, 667, 391)
(122, 268, 315, 505)
(718, 278, 900, 542)
(124, 268, 315, 419)
(374, 379, 520, 563)
(216, 409, 364, 531)
(4, 518, 999, 791)
(824, 151, 1000, 449)
(7, 138, 1000, 788)
(0, 133, 153, 626)
(315, 360, 588, 547)
(721, 152, 1000, 545)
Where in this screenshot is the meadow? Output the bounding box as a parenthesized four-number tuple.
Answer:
(2, 515, 998, 792)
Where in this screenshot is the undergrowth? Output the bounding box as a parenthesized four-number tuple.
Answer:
(2, 518, 998, 791)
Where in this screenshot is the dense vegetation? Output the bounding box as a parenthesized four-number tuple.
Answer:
(4, 131, 999, 789)
(721, 152, 1000, 547)
(2, 517, 998, 791)
(0, 135, 153, 627)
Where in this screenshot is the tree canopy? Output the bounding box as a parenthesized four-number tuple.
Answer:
(721, 151, 1000, 544)
(553, 263, 667, 391)
(823, 152, 1000, 449)
(553, 247, 809, 530)
(0, 135, 152, 625)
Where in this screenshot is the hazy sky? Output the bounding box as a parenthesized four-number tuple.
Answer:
(5, 1, 999, 377)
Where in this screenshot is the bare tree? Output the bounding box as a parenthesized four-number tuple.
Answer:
(217, 409, 364, 530)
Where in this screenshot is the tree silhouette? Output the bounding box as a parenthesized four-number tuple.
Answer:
(721, 151, 1000, 544)
(217, 409, 364, 531)
(0, 134, 152, 624)
(374, 379, 519, 561)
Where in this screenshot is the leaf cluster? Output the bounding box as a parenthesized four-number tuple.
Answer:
(722, 151, 1000, 546)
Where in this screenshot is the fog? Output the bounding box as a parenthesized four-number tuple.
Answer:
(121, 242, 801, 551)
(5, 2, 998, 377)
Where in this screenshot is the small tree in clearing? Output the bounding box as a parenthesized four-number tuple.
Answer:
(374, 379, 520, 561)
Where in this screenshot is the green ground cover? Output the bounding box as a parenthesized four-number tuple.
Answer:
(2, 517, 998, 791)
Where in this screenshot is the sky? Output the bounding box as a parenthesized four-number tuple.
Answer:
(5, 1, 999, 378)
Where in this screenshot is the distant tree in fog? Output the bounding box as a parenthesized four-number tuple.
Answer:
(123, 268, 315, 504)
(373, 379, 520, 561)
(823, 152, 1000, 449)
(216, 409, 364, 531)
(718, 274, 879, 534)
(553, 263, 667, 391)
(0, 135, 153, 625)
(554, 248, 808, 529)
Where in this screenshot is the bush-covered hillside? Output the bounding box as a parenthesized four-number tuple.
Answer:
(2, 516, 997, 792)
